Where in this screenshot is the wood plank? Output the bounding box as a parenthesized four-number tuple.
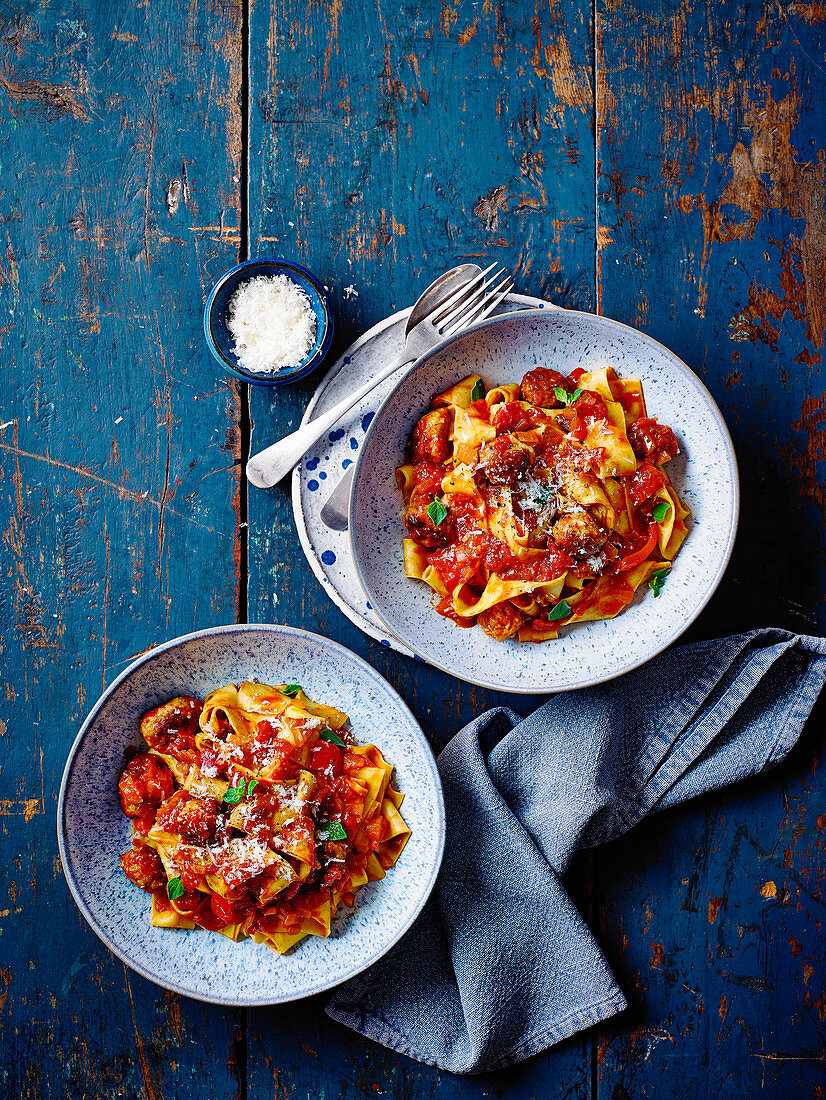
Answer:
(245, 0, 596, 1091)
(595, 1, 826, 1094)
(0, 2, 244, 1096)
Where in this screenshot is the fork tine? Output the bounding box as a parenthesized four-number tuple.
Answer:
(426, 262, 499, 325)
(439, 272, 509, 332)
(441, 275, 513, 336)
(435, 267, 505, 330)
(463, 277, 514, 327)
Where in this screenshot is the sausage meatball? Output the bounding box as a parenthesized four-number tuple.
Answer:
(140, 696, 202, 753)
(119, 753, 175, 818)
(156, 791, 219, 843)
(520, 367, 567, 407)
(405, 498, 453, 548)
(120, 846, 166, 893)
(411, 408, 452, 465)
(477, 434, 533, 487)
(478, 602, 526, 641)
(551, 510, 607, 559)
(628, 417, 679, 464)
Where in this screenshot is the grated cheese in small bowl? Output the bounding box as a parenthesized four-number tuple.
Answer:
(204, 258, 333, 385)
(227, 274, 317, 375)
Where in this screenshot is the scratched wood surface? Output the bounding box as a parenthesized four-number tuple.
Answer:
(1, 0, 825, 1096)
(0, 1, 245, 1096)
(593, 2, 826, 1096)
(245, 0, 594, 1094)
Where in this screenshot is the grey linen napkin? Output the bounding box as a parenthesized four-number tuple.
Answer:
(326, 629, 826, 1073)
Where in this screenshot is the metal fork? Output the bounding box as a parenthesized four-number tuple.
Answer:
(246, 264, 514, 489)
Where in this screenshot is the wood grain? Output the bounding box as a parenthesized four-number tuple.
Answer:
(0, 2, 244, 1096)
(2, 0, 825, 1095)
(595, 1, 826, 1095)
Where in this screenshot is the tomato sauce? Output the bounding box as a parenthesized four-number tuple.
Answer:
(628, 460, 666, 506)
(402, 368, 683, 637)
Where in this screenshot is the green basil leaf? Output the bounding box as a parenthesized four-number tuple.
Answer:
(319, 728, 346, 748)
(470, 377, 487, 402)
(553, 386, 582, 407)
(222, 783, 246, 804)
(246, 779, 258, 797)
(652, 501, 670, 523)
(167, 876, 185, 900)
(318, 820, 347, 841)
(280, 684, 302, 697)
(427, 499, 448, 526)
(546, 599, 572, 622)
(648, 568, 669, 597)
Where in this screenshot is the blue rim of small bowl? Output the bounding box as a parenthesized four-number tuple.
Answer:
(56, 622, 446, 1005)
(348, 307, 740, 693)
(203, 259, 335, 386)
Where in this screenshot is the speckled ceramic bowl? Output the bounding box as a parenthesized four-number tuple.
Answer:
(57, 624, 444, 1004)
(349, 308, 739, 693)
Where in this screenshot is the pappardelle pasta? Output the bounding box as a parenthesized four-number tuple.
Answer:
(397, 366, 689, 642)
(118, 683, 410, 953)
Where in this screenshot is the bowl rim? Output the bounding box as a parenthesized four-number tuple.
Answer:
(203, 258, 334, 387)
(348, 306, 740, 693)
(57, 622, 446, 1004)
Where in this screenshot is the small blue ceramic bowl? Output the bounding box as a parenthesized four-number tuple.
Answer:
(204, 258, 334, 386)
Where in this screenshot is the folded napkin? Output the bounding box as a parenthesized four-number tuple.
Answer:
(327, 629, 826, 1074)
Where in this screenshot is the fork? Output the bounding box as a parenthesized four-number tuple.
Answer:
(245, 264, 514, 489)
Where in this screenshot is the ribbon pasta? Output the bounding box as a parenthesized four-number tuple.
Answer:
(398, 365, 689, 642)
(117, 684, 410, 954)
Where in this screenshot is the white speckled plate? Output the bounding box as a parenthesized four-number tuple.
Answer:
(57, 624, 445, 1005)
(291, 295, 551, 655)
(349, 309, 739, 693)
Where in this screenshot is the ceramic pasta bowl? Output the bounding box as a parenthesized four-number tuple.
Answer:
(349, 308, 739, 693)
(58, 624, 445, 1004)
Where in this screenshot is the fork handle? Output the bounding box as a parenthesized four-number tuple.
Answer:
(246, 347, 414, 489)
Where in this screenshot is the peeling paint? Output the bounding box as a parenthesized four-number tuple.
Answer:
(678, 79, 825, 346)
(165, 159, 190, 216)
(474, 185, 510, 231)
(0, 62, 89, 121)
(166, 179, 183, 216)
(785, 394, 826, 522)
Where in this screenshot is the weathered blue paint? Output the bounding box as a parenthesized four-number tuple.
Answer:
(0, 1, 244, 1096)
(596, 0, 826, 1096)
(246, 1, 593, 1090)
(2, 0, 825, 1095)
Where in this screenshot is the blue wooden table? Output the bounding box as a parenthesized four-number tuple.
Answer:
(1, 1, 825, 1096)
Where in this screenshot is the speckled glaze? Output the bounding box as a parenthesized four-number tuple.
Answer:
(350, 309, 739, 694)
(291, 294, 552, 654)
(57, 624, 445, 1005)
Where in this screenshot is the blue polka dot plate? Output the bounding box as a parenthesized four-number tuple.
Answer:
(57, 624, 445, 1004)
(291, 294, 550, 654)
(348, 308, 739, 693)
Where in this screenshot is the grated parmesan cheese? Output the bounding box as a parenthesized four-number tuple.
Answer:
(269, 782, 306, 815)
(515, 472, 561, 531)
(226, 274, 317, 374)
